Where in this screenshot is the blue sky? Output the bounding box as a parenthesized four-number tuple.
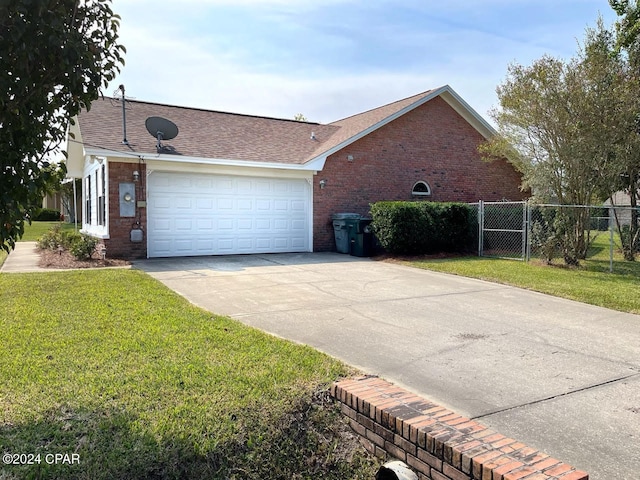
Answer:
(108, 0, 619, 124)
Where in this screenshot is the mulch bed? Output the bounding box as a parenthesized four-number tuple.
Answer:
(38, 248, 130, 269)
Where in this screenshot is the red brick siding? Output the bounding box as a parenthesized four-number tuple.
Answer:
(106, 162, 147, 259)
(313, 97, 525, 251)
(332, 377, 588, 480)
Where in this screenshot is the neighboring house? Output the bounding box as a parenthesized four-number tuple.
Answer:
(65, 85, 525, 259)
(41, 192, 62, 214)
(605, 191, 640, 226)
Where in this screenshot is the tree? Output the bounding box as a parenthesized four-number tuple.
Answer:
(609, 0, 640, 259)
(0, 0, 125, 252)
(479, 20, 638, 264)
(611, 0, 640, 55)
(293, 113, 308, 122)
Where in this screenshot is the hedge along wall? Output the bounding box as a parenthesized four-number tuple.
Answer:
(370, 201, 476, 255)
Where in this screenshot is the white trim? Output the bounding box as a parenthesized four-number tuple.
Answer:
(306, 85, 496, 166)
(438, 88, 496, 139)
(83, 147, 322, 172)
(412, 180, 432, 196)
(81, 156, 109, 238)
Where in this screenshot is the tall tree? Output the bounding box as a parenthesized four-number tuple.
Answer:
(611, 0, 640, 54)
(609, 0, 640, 259)
(0, 0, 125, 252)
(479, 20, 636, 264)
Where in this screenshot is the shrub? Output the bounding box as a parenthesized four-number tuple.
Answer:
(37, 224, 63, 250)
(69, 234, 98, 260)
(60, 230, 82, 250)
(33, 208, 61, 221)
(370, 201, 475, 255)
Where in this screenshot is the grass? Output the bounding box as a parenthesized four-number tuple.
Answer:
(19, 221, 76, 242)
(408, 234, 640, 314)
(0, 222, 77, 268)
(0, 269, 380, 479)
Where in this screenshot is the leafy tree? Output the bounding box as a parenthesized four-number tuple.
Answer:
(609, 0, 640, 259)
(611, 0, 640, 54)
(293, 113, 308, 122)
(0, 0, 125, 252)
(479, 19, 639, 264)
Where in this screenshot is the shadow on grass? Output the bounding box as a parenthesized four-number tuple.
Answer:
(584, 258, 640, 276)
(0, 393, 379, 480)
(1, 406, 222, 480)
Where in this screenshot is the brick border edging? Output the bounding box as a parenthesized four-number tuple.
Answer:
(331, 376, 588, 480)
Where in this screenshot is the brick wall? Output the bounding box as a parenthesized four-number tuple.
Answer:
(313, 97, 526, 251)
(332, 376, 588, 480)
(106, 162, 147, 259)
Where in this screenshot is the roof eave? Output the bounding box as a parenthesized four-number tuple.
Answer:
(438, 87, 496, 139)
(83, 147, 322, 172)
(305, 85, 495, 165)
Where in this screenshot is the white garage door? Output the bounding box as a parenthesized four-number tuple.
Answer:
(147, 172, 311, 257)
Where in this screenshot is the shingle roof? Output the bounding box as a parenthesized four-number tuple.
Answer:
(75, 86, 478, 166)
(305, 89, 439, 161)
(77, 97, 339, 164)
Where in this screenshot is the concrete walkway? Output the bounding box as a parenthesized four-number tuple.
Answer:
(0, 242, 48, 273)
(135, 253, 640, 480)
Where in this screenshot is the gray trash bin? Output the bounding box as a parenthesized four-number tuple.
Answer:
(332, 213, 360, 253)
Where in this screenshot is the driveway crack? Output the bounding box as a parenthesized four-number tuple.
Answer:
(472, 371, 640, 420)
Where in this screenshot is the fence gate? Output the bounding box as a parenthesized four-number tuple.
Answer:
(478, 201, 527, 259)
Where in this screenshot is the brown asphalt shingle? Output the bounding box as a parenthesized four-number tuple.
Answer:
(76, 88, 441, 165)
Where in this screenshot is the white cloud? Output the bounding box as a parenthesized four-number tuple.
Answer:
(107, 0, 617, 125)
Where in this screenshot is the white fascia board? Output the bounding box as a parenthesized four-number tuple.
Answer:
(83, 147, 320, 172)
(305, 85, 496, 167)
(438, 87, 497, 139)
(305, 86, 449, 167)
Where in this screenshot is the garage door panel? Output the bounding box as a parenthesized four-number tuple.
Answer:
(148, 173, 310, 257)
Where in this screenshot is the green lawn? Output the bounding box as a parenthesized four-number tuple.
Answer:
(0, 270, 379, 479)
(0, 222, 77, 268)
(19, 221, 76, 242)
(408, 234, 640, 314)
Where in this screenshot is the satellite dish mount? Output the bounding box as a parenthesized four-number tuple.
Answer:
(145, 116, 179, 153)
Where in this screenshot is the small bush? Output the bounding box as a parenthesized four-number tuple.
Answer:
(370, 201, 474, 255)
(33, 208, 61, 221)
(60, 230, 82, 250)
(37, 226, 98, 260)
(37, 224, 63, 250)
(69, 234, 98, 260)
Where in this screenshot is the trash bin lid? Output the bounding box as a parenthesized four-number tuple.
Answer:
(332, 213, 361, 220)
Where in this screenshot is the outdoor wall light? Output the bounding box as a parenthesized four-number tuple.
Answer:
(319, 179, 327, 189)
(133, 170, 140, 182)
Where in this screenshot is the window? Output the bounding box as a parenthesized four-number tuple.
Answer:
(85, 176, 92, 225)
(97, 165, 106, 226)
(412, 181, 431, 196)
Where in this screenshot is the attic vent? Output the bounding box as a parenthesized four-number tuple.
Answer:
(412, 181, 431, 196)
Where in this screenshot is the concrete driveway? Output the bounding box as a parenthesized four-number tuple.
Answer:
(135, 252, 640, 480)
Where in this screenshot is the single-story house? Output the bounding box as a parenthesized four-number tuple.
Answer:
(65, 85, 525, 259)
(604, 191, 640, 226)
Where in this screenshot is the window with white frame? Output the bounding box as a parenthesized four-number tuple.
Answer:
(97, 165, 106, 226)
(412, 181, 431, 197)
(85, 175, 92, 225)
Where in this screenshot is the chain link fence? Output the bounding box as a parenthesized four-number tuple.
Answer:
(476, 201, 640, 272)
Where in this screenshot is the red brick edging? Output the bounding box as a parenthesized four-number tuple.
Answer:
(331, 376, 588, 480)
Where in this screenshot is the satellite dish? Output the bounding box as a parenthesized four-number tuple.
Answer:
(145, 116, 179, 152)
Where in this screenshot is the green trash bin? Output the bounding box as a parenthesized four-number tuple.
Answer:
(332, 213, 360, 253)
(347, 217, 373, 257)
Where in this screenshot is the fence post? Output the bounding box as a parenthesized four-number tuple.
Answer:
(478, 200, 484, 257)
(525, 200, 532, 262)
(610, 209, 614, 273)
